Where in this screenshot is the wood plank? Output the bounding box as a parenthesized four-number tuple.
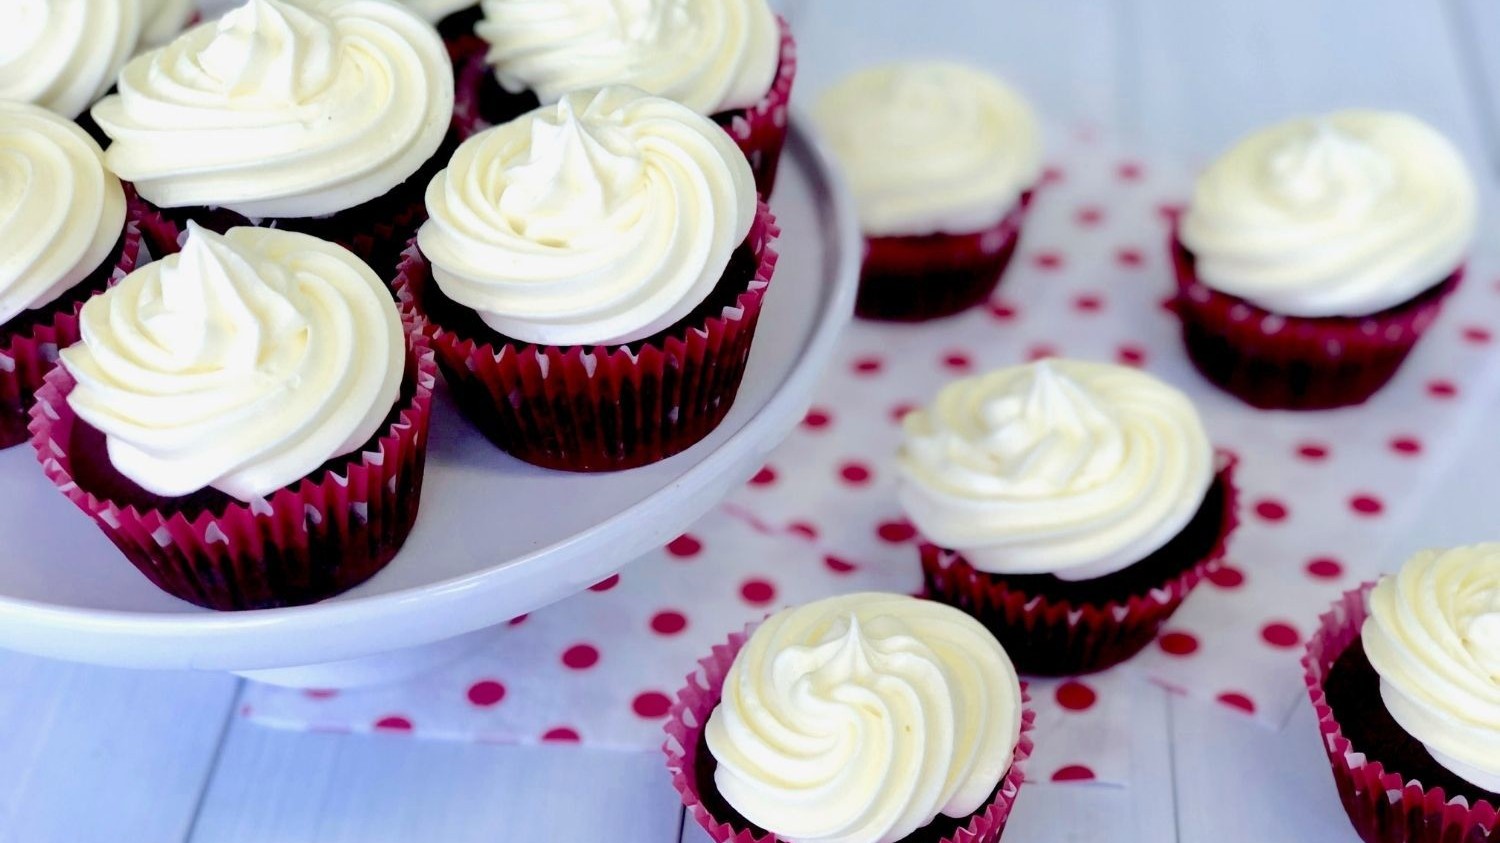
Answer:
(0, 654, 238, 843)
(189, 722, 683, 843)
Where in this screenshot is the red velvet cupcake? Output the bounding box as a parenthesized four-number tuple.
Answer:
(1304, 548, 1500, 843)
(1171, 110, 1475, 410)
(899, 360, 1238, 675)
(667, 594, 1034, 843)
(32, 225, 435, 611)
(401, 88, 775, 472)
(813, 63, 1041, 322)
(457, 0, 794, 196)
(0, 102, 146, 450)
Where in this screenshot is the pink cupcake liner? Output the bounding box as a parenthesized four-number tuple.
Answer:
(394, 200, 778, 472)
(665, 625, 1036, 843)
(922, 454, 1240, 676)
(857, 192, 1033, 322)
(28, 332, 437, 611)
(0, 215, 145, 450)
(1169, 233, 1460, 410)
(1304, 585, 1500, 843)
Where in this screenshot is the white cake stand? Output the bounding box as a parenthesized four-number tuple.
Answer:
(0, 118, 858, 687)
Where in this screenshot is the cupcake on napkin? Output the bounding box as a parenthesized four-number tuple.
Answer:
(667, 592, 1034, 843)
(91, 0, 456, 271)
(814, 62, 1041, 322)
(1172, 110, 1477, 409)
(1305, 545, 1499, 842)
(395, 86, 778, 472)
(458, 0, 796, 195)
(31, 224, 436, 611)
(901, 360, 1239, 675)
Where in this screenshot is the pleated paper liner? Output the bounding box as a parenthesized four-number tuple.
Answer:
(0, 214, 144, 450)
(28, 333, 438, 612)
(857, 192, 1033, 322)
(1304, 585, 1500, 843)
(393, 201, 778, 472)
(665, 625, 1035, 843)
(922, 453, 1240, 677)
(452, 18, 796, 198)
(1169, 234, 1460, 410)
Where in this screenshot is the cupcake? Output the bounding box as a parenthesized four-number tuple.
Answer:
(0, 102, 144, 450)
(91, 0, 457, 272)
(1305, 546, 1499, 842)
(667, 593, 1034, 843)
(1172, 110, 1476, 410)
(901, 360, 1239, 675)
(30, 224, 436, 611)
(398, 0, 484, 62)
(458, 0, 795, 196)
(396, 86, 777, 472)
(813, 62, 1040, 322)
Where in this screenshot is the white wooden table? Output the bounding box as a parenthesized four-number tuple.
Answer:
(4, 2, 1498, 841)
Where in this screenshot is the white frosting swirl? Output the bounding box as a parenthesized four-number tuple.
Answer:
(93, 0, 454, 220)
(140, 0, 197, 47)
(1364, 545, 1500, 794)
(417, 87, 757, 346)
(813, 62, 1041, 237)
(0, 0, 140, 119)
(60, 224, 404, 502)
(705, 593, 1022, 843)
(898, 360, 1215, 581)
(1179, 110, 1476, 317)
(0, 102, 127, 325)
(476, 0, 779, 115)
(399, 0, 475, 24)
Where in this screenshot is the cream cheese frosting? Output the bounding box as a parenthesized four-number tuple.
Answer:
(0, 102, 127, 325)
(417, 86, 757, 347)
(813, 62, 1041, 238)
(61, 224, 404, 502)
(1178, 110, 1476, 318)
(0, 0, 141, 119)
(705, 593, 1022, 843)
(399, 0, 476, 24)
(93, 0, 454, 220)
(476, 0, 779, 115)
(898, 360, 1215, 581)
(1364, 544, 1500, 794)
(139, 0, 197, 47)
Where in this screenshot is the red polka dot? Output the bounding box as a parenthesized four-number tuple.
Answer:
(788, 521, 819, 540)
(1261, 622, 1301, 649)
(1350, 494, 1384, 516)
(1156, 202, 1185, 223)
(890, 403, 918, 424)
(1296, 442, 1329, 461)
(1427, 379, 1458, 399)
(508, 614, 528, 626)
(666, 535, 702, 558)
(1075, 206, 1105, 226)
(749, 466, 777, 486)
(467, 680, 506, 707)
(1056, 681, 1097, 711)
(1116, 344, 1147, 367)
(802, 408, 831, 429)
(1462, 326, 1492, 345)
(824, 555, 858, 574)
(987, 301, 1019, 322)
(1072, 293, 1104, 313)
(632, 692, 672, 719)
(1052, 765, 1096, 782)
(542, 727, 580, 743)
(1306, 557, 1343, 579)
(588, 574, 619, 592)
(876, 520, 917, 544)
(1217, 692, 1256, 714)
(650, 610, 688, 635)
(942, 351, 973, 371)
(1253, 499, 1288, 522)
(1206, 566, 1245, 589)
(1026, 344, 1058, 361)
(1115, 247, 1145, 268)
(374, 716, 413, 732)
(1040, 166, 1065, 185)
(562, 644, 599, 670)
(1390, 436, 1422, 456)
(852, 356, 884, 376)
(1159, 631, 1199, 656)
(304, 688, 338, 700)
(1117, 161, 1144, 181)
(1032, 251, 1065, 271)
(839, 462, 873, 485)
(741, 579, 777, 605)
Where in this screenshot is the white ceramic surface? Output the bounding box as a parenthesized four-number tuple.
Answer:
(0, 118, 858, 675)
